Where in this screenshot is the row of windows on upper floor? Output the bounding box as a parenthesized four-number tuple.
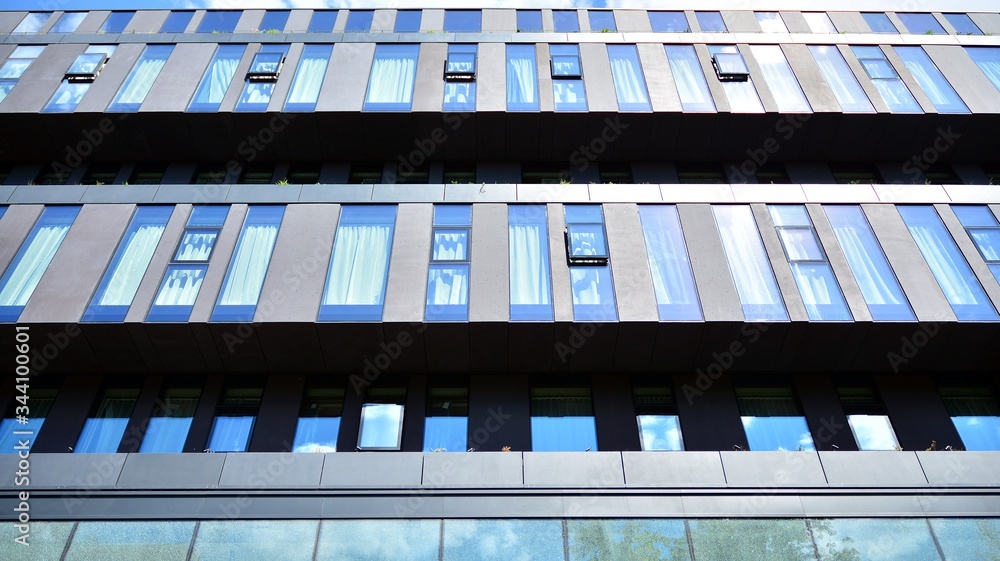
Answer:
(2, 372, 999, 454)
(7, 9, 996, 36)
(2, 203, 1000, 326)
(2, 41, 999, 116)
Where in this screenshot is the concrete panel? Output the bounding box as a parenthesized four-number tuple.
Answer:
(547, 203, 574, 322)
(371, 10, 395, 33)
(476, 43, 506, 112)
(605, 203, 657, 322)
(285, 10, 312, 33)
(0, 12, 26, 34)
(829, 11, 870, 33)
(412, 42, 445, 112)
(321, 452, 423, 487)
(732, 185, 807, 203)
(752, 204, 808, 321)
(925, 45, 1000, 116)
(783, 44, 842, 113)
(219, 453, 324, 487)
(189, 205, 248, 322)
(76, 43, 145, 113)
(721, 11, 761, 33)
(536, 44, 554, 113)
(614, 10, 651, 32)
(483, 9, 515, 32)
(588, 184, 661, 203)
(20, 205, 133, 323)
(518, 184, 589, 202)
(26, 454, 125, 489)
(265, 43, 303, 112)
(677, 204, 742, 322)
(622, 451, 726, 487)
(0, 205, 42, 274)
(383, 204, 433, 323)
(315, 42, 374, 112)
(780, 12, 810, 34)
(125, 205, 191, 323)
(141, 43, 216, 112)
(420, 9, 444, 32)
(75, 11, 108, 34)
(470, 204, 508, 322)
(695, 44, 728, 113)
(1, 44, 84, 113)
(947, 185, 1000, 203)
(807, 205, 873, 322)
(918, 451, 1000, 485)
(422, 452, 523, 487)
(218, 44, 256, 113)
(254, 204, 337, 323)
(721, 452, 828, 487)
(970, 13, 1000, 35)
(123, 10, 167, 33)
(862, 204, 955, 322)
(873, 184, 950, 203)
(820, 452, 928, 486)
(523, 452, 625, 487)
(235, 10, 264, 32)
(117, 453, 225, 489)
(580, 43, 617, 112)
(372, 185, 444, 202)
(802, 183, 879, 203)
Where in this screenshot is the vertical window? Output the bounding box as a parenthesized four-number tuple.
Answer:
(211, 206, 284, 322)
(708, 46, 763, 113)
(517, 10, 542, 32)
(364, 44, 418, 111)
(424, 385, 468, 452)
(100, 11, 134, 33)
(756, 12, 788, 33)
(967, 48, 1000, 93)
(443, 10, 481, 32)
(649, 12, 689, 32)
(748, 45, 810, 112)
(940, 387, 1000, 451)
(197, 11, 240, 33)
(553, 10, 580, 32)
(43, 46, 114, 113)
(84, 206, 173, 322)
(838, 386, 899, 451)
(531, 386, 598, 452)
(147, 206, 229, 322)
(663, 45, 716, 112)
(953, 205, 1000, 285)
(75, 388, 138, 453)
(509, 205, 553, 321)
(852, 46, 921, 113)
(808, 45, 875, 113)
(0, 388, 56, 453)
(108, 44, 174, 112)
(293, 385, 343, 453)
(824, 206, 914, 321)
(736, 386, 815, 451)
(635, 386, 684, 451)
(713, 206, 788, 321)
(803, 13, 838, 33)
(12, 13, 50, 34)
(394, 10, 421, 33)
(307, 11, 337, 33)
(426, 205, 471, 321)
(358, 387, 405, 450)
(0, 206, 80, 322)
(588, 11, 616, 32)
(235, 45, 288, 112)
(769, 205, 852, 321)
(443, 44, 476, 112)
(51, 12, 85, 33)
(320, 206, 396, 321)
(898, 205, 999, 321)
(160, 11, 194, 33)
(565, 205, 617, 321)
(345, 10, 373, 32)
(258, 10, 288, 33)
(188, 44, 246, 111)
(895, 47, 969, 113)
(945, 13, 983, 35)
(139, 387, 200, 453)
(898, 13, 946, 34)
(696, 12, 727, 32)
(639, 206, 702, 321)
(507, 44, 539, 111)
(284, 44, 332, 111)
(862, 13, 897, 33)
(207, 385, 261, 452)
(0, 45, 45, 104)
(607, 45, 651, 112)
(551, 45, 587, 111)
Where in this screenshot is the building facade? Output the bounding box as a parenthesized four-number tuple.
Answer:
(1, 2, 1000, 558)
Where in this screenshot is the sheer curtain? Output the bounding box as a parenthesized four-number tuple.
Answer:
(509, 223, 551, 306)
(175, 232, 216, 261)
(324, 224, 392, 305)
(907, 224, 977, 305)
(366, 46, 417, 105)
(969, 48, 1000, 91)
(830, 221, 902, 306)
(894, 47, 967, 112)
(664, 46, 715, 111)
(75, 397, 136, 453)
(809, 46, 873, 112)
(111, 46, 172, 108)
(286, 45, 332, 107)
(427, 266, 469, 305)
(749, 45, 810, 112)
(192, 46, 243, 106)
(506, 45, 538, 109)
(639, 206, 699, 316)
(608, 46, 650, 109)
(714, 206, 788, 320)
(217, 223, 279, 306)
(0, 223, 73, 306)
(98, 224, 165, 306)
(208, 417, 255, 452)
(154, 267, 205, 306)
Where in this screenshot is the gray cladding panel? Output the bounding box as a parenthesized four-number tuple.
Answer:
(721, 451, 828, 487)
(189, 204, 248, 322)
(523, 452, 625, 487)
(0, 205, 42, 275)
(918, 451, 1000, 486)
(614, 10, 651, 32)
(141, 43, 217, 112)
(125, 204, 191, 323)
(124, 10, 168, 33)
(219, 453, 325, 487)
(925, 45, 1000, 115)
(382, 203, 433, 323)
(321, 452, 423, 487)
(470, 204, 509, 322)
(412, 42, 446, 113)
(2, 44, 84, 113)
(580, 43, 617, 113)
(782, 44, 841, 113)
(547, 203, 574, 322)
(807, 204, 873, 322)
(820, 451, 928, 486)
(752, 204, 808, 321)
(604, 203, 657, 322)
(637, 43, 682, 112)
(316, 42, 374, 112)
(18, 454, 125, 489)
(422, 452, 523, 487)
(483, 9, 515, 33)
(721, 11, 761, 33)
(0, 12, 26, 34)
(622, 451, 726, 487)
(677, 204, 742, 322)
(828, 11, 870, 33)
(117, 453, 225, 489)
(76, 43, 145, 113)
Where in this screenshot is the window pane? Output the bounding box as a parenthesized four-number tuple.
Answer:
(75, 389, 138, 453)
(66, 521, 195, 561)
(0, 388, 55, 453)
(208, 416, 254, 451)
(930, 518, 1000, 559)
(188, 44, 245, 111)
(293, 386, 343, 453)
(638, 206, 701, 320)
(697, 12, 727, 32)
(345, 10, 373, 32)
(589, 11, 616, 32)
(809, 45, 874, 113)
(285, 44, 332, 111)
(804, 13, 838, 33)
(0, 522, 73, 559)
(0, 81, 13, 102)
(320, 206, 396, 321)
(708, 46, 763, 113)
(308, 11, 337, 33)
(607, 45, 651, 111)
(944, 13, 982, 35)
(770, 207, 851, 320)
(13, 13, 50, 34)
(394, 10, 421, 33)
(161, 11, 194, 33)
(0, 206, 80, 321)
(737, 387, 815, 451)
(444, 10, 481, 32)
(863, 12, 897, 33)
(43, 82, 90, 113)
(319, 520, 438, 561)
(690, 519, 814, 560)
(358, 403, 404, 449)
(531, 388, 598, 451)
(517, 10, 542, 32)
(848, 415, 899, 450)
(432, 229, 469, 261)
(109, 44, 174, 112)
(814, 519, 939, 561)
(424, 387, 467, 453)
(364, 44, 418, 111)
(193, 521, 317, 561)
(650, 12, 689, 32)
(197, 11, 240, 33)
(258, 10, 288, 32)
(426, 264, 469, 320)
(895, 46, 968, 113)
(446, 519, 565, 561)
(569, 519, 689, 561)
(139, 388, 198, 453)
(713, 206, 788, 321)
(554, 10, 580, 32)
(507, 44, 539, 111)
(664, 45, 715, 112)
(212, 206, 284, 321)
(553, 64, 587, 112)
(52, 12, 85, 33)
(756, 12, 787, 32)
(509, 205, 553, 321)
(966, 47, 1000, 93)
(749, 45, 811, 112)
(898, 13, 945, 34)
(852, 46, 920, 113)
(638, 415, 684, 451)
(941, 387, 1000, 450)
(101, 11, 134, 33)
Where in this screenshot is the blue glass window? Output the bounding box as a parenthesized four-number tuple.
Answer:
(293, 386, 343, 453)
(898, 205, 999, 321)
(898, 13, 946, 34)
(517, 10, 542, 32)
(364, 44, 418, 111)
(824, 206, 914, 321)
(188, 44, 246, 112)
(756, 12, 787, 32)
(0, 46, 45, 103)
(394, 10, 421, 33)
(940, 387, 1000, 451)
(551, 44, 587, 111)
(565, 205, 617, 321)
(43, 46, 115, 113)
(424, 386, 468, 452)
(737, 386, 815, 451)
(804, 12, 838, 33)
(634, 386, 684, 451)
(697, 11, 727, 32)
(0, 388, 56, 454)
(863, 12, 897, 33)
(945, 13, 983, 35)
(426, 205, 471, 322)
(838, 386, 900, 451)
(895, 47, 968, 113)
(207, 386, 261, 452)
(345, 10, 373, 32)
(258, 10, 289, 33)
(588, 11, 616, 32)
(749, 45, 811, 112)
(147, 206, 229, 322)
(160, 11, 194, 33)
(235, 45, 288, 112)
(553, 10, 579, 32)
(809, 45, 875, 113)
(51, 12, 85, 33)
(509, 205, 553, 321)
(713, 205, 788, 321)
(307, 11, 337, 33)
(0, 206, 80, 322)
(531, 387, 598, 452)
(708, 45, 764, 112)
(507, 44, 539, 111)
(966, 47, 1000, 93)
(450, 520, 564, 560)
(284, 44, 332, 112)
(953, 205, 1000, 285)
(197, 11, 240, 33)
(443, 10, 481, 32)
(852, 46, 921, 113)
(12, 13, 49, 34)
(769, 205, 852, 321)
(358, 388, 405, 450)
(650, 11, 689, 32)
(320, 206, 396, 321)
(639, 206, 702, 321)
(664, 45, 716, 112)
(607, 45, 651, 112)
(443, 44, 476, 112)
(75, 388, 138, 453)
(138, 387, 199, 453)
(108, 45, 174, 112)
(212, 206, 284, 322)
(0, 83, 12, 102)
(100, 11, 134, 33)
(84, 206, 172, 322)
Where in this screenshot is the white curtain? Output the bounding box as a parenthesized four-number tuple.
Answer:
(444, 83, 472, 105)
(154, 267, 205, 306)
(664, 46, 715, 111)
(871, 79, 919, 112)
(113, 53, 168, 106)
(366, 51, 416, 104)
(714, 206, 784, 317)
(830, 225, 901, 306)
(432, 232, 466, 260)
(970, 49, 1000, 91)
(898, 51, 960, 110)
(286, 51, 329, 105)
(750, 45, 810, 112)
(217, 224, 279, 306)
(640, 208, 697, 307)
(553, 81, 584, 107)
(207, 416, 254, 452)
(195, 53, 240, 104)
(609, 53, 650, 107)
(722, 79, 764, 113)
(790, 263, 837, 307)
(427, 266, 468, 305)
(509, 224, 551, 306)
(175, 231, 216, 261)
(570, 268, 601, 305)
(907, 225, 978, 305)
(506, 48, 537, 106)
(0, 224, 72, 306)
(98, 224, 165, 306)
(324, 224, 392, 305)
(810, 46, 872, 112)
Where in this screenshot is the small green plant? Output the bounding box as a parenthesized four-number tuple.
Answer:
(275, 178, 289, 186)
(600, 27, 611, 33)
(560, 178, 571, 184)
(94, 181, 104, 186)
(264, 29, 280, 34)
(924, 30, 934, 35)
(122, 181, 129, 186)
(212, 30, 220, 34)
